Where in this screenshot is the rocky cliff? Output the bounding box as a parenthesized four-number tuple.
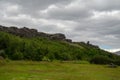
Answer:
(0, 25, 72, 42)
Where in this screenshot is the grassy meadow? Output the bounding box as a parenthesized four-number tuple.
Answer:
(0, 61, 120, 80)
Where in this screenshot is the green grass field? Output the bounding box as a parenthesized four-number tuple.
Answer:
(0, 61, 120, 80)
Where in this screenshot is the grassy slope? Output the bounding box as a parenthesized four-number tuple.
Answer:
(1, 31, 119, 61)
(0, 61, 120, 80)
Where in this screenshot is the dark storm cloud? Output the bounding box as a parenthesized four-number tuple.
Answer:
(0, 0, 120, 51)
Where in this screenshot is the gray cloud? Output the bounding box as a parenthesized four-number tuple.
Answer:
(87, 0, 120, 11)
(39, 2, 92, 20)
(0, 0, 120, 50)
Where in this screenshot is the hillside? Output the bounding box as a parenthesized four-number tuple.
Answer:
(0, 25, 120, 65)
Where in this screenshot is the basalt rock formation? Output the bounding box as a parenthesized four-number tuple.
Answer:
(0, 25, 72, 42)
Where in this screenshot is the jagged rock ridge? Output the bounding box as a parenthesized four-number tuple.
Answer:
(0, 25, 72, 42)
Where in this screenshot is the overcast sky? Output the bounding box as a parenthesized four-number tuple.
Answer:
(0, 0, 120, 52)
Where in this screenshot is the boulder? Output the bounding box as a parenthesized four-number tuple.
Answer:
(50, 33, 66, 40)
(65, 39, 72, 43)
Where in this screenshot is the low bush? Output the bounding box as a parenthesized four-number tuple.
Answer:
(90, 55, 113, 64)
(114, 59, 120, 66)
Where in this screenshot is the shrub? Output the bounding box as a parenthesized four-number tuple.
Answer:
(12, 51, 23, 60)
(0, 50, 6, 58)
(90, 55, 113, 64)
(114, 59, 120, 66)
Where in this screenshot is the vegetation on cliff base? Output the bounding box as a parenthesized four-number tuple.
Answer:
(0, 31, 120, 65)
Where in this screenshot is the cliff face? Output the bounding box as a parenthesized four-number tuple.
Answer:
(0, 25, 72, 42)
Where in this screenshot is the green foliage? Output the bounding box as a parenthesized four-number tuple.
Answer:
(0, 50, 6, 58)
(90, 55, 113, 64)
(114, 58, 120, 65)
(0, 31, 119, 64)
(12, 51, 23, 60)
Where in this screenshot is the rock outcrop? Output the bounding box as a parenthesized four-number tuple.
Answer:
(73, 41, 99, 49)
(0, 25, 72, 42)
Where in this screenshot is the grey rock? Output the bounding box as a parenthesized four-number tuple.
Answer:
(0, 25, 72, 42)
(49, 33, 66, 40)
